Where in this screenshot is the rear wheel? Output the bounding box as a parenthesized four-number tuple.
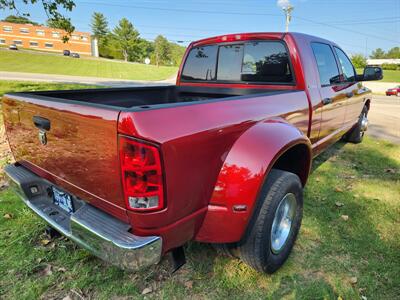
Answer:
(238, 169, 303, 273)
(345, 105, 369, 144)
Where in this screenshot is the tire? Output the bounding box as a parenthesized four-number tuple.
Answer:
(345, 105, 368, 144)
(238, 169, 303, 273)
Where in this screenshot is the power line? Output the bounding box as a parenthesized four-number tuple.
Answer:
(295, 16, 399, 44)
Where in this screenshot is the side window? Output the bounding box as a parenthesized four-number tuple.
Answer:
(311, 43, 340, 86)
(334, 47, 356, 82)
(181, 45, 218, 81)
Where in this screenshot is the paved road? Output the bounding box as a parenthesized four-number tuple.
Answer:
(368, 95, 400, 144)
(0, 71, 175, 87)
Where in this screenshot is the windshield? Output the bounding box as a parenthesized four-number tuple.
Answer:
(181, 41, 294, 84)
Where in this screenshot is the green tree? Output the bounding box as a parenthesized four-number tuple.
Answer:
(112, 18, 139, 62)
(370, 48, 386, 59)
(386, 47, 400, 59)
(91, 12, 108, 40)
(1, 0, 75, 40)
(153, 35, 171, 66)
(351, 54, 367, 69)
(134, 38, 154, 63)
(2, 15, 38, 25)
(169, 42, 186, 66)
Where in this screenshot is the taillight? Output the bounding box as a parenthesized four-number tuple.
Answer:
(119, 136, 164, 211)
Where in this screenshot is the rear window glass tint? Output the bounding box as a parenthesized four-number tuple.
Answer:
(217, 44, 244, 81)
(242, 41, 292, 83)
(181, 45, 218, 81)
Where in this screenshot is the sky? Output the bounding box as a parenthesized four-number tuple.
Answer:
(1, 0, 399, 56)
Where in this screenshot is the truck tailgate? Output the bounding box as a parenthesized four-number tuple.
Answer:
(2, 94, 127, 219)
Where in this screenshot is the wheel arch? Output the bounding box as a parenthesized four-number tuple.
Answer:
(194, 120, 312, 243)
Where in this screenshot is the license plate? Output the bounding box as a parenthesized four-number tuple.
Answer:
(52, 187, 74, 214)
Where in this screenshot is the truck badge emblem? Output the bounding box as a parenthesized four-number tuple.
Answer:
(38, 130, 47, 145)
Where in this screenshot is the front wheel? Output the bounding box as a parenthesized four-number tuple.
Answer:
(345, 105, 369, 144)
(238, 169, 303, 273)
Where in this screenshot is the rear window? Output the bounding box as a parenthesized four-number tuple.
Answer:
(180, 45, 218, 81)
(181, 41, 293, 84)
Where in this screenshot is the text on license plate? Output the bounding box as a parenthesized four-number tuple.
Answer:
(52, 187, 74, 213)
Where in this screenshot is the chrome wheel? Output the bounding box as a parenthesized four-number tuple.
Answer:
(360, 111, 368, 138)
(270, 193, 297, 254)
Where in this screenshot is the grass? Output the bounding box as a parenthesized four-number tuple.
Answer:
(357, 69, 400, 83)
(0, 80, 98, 97)
(0, 50, 178, 81)
(0, 81, 399, 299)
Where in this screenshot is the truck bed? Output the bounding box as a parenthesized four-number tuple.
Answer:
(13, 85, 292, 109)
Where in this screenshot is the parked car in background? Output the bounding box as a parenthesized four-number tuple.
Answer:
(70, 53, 80, 58)
(63, 50, 71, 56)
(386, 85, 400, 96)
(3, 32, 383, 274)
(9, 44, 18, 50)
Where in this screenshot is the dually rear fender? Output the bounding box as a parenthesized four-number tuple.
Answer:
(195, 120, 312, 243)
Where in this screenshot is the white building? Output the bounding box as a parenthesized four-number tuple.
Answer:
(367, 59, 400, 66)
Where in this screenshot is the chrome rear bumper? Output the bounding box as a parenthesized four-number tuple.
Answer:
(4, 163, 162, 270)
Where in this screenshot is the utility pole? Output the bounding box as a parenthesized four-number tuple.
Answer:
(282, 4, 294, 32)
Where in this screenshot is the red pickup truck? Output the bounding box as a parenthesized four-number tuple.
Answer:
(3, 32, 382, 273)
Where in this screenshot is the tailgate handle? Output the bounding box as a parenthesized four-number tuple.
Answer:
(33, 116, 51, 131)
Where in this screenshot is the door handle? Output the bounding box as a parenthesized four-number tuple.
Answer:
(322, 98, 332, 105)
(33, 116, 51, 131)
(346, 92, 354, 98)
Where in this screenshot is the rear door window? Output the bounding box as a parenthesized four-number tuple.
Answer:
(181, 45, 218, 81)
(311, 43, 340, 86)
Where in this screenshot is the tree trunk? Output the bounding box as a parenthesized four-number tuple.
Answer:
(123, 49, 128, 62)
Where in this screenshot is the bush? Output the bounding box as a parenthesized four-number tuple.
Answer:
(381, 63, 399, 70)
(351, 54, 367, 69)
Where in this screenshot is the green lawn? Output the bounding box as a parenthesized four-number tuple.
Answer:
(357, 68, 400, 83)
(0, 82, 399, 299)
(0, 50, 178, 81)
(0, 80, 98, 97)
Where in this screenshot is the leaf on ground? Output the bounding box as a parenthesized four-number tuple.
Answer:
(335, 202, 344, 207)
(141, 287, 152, 295)
(57, 267, 67, 273)
(0, 180, 9, 190)
(184, 280, 194, 289)
(341, 215, 349, 221)
(3, 213, 13, 219)
(40, 239, 51, 246)
(384, 168, 396, 174)
(38, 264, 53, 277)
(335, 187, 343, 193)
(349, 276, 358, 284)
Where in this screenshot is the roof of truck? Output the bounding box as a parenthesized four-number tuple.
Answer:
(191, 32, 337, 48)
